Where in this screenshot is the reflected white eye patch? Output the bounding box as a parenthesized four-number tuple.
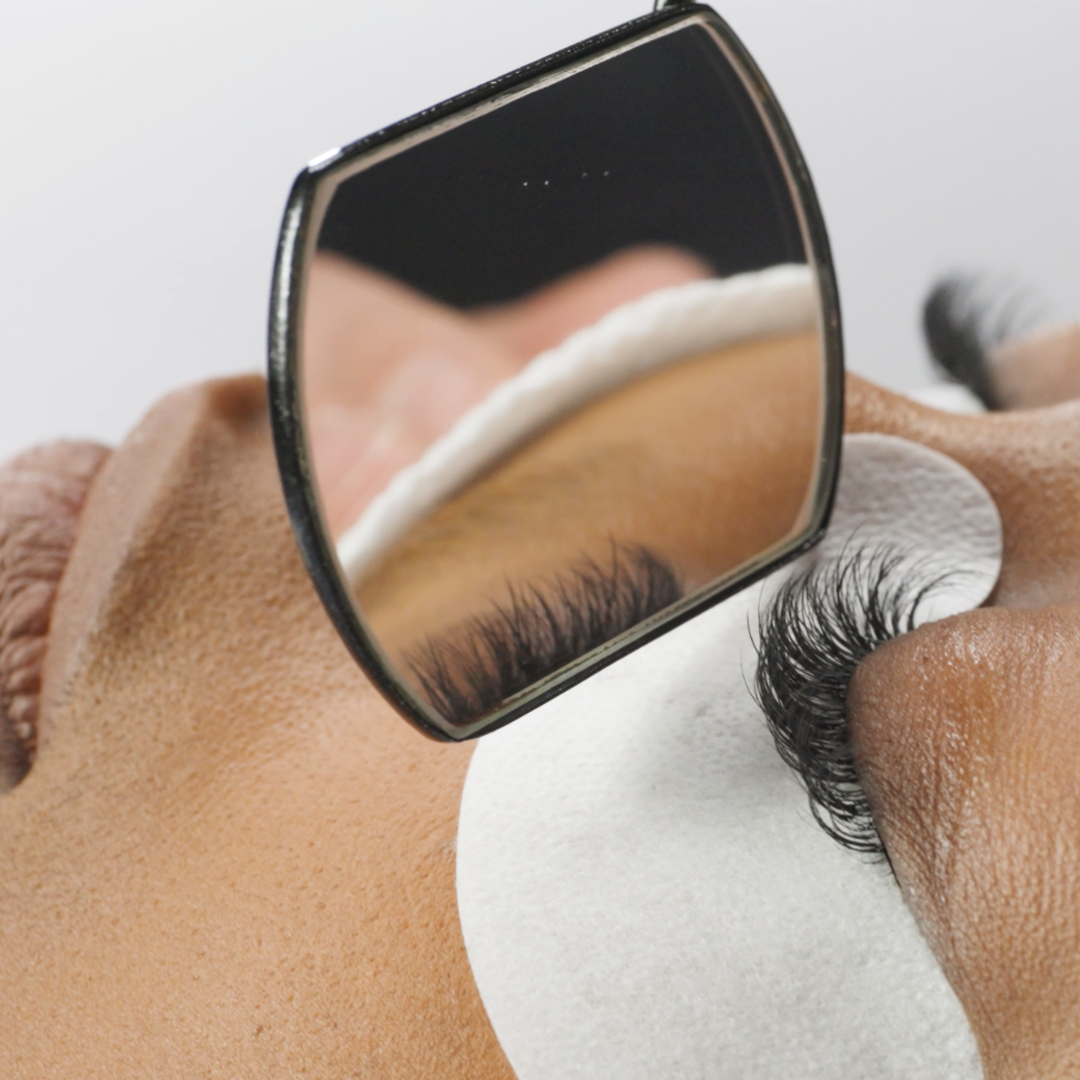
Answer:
(337, 264, 814, 580)
(456, 433, 1000, 1080)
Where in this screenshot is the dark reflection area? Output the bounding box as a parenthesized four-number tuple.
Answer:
(407, 543, 682, 725)
(316, 24, 804, 307)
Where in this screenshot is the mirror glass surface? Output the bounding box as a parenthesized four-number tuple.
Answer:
(299, 16, 831, 733)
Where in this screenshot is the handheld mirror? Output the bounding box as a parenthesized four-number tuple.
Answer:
(268, 1, 843, 741)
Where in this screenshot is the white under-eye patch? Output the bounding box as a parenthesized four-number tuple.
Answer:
(800, 431, 1001, 623)
(456, 433, 1000, 1080)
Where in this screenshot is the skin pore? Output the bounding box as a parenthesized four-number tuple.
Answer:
(0, 378, 512, 1077)
(3, 253, 1080, 1076)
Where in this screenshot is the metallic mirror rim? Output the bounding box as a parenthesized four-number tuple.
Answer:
(267, 1, 844, 742)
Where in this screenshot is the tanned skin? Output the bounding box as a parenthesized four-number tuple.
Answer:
(3, 252, 1080, 1073)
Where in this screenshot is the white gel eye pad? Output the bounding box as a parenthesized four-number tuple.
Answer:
(456, 433, 1001, 1080)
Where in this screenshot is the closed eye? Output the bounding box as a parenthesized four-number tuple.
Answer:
(753, 545, 952, 860)
(405, 543, 682, 725)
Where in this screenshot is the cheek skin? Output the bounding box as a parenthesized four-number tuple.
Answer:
(845, 374, 1080, 1079)
(0, 377, 513, 1079)
(849, 611, 1080, 1080)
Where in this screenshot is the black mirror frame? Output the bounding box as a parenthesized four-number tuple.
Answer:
(267, 1, 844, 742)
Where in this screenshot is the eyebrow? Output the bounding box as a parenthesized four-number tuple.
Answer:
(753, 545, 952, 861)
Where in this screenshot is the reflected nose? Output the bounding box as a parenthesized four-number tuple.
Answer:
(846, 373, 1080, 608)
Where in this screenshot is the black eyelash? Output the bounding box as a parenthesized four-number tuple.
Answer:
(753, 546, 951, 860)
(922, 274, 1032, 410)
(407, 543, 682, 726)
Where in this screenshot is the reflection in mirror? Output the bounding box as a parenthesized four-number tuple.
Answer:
(297, 15, 831, 732)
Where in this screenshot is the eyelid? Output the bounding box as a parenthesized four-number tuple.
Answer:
(406, 543, 682, 725)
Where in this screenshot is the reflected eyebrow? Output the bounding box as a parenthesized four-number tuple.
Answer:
(406, 543, 682, 726)
(754, 546, 951, 861)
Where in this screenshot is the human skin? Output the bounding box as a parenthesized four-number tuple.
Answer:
(844, 387, 1080, 1080)
(359, 331, 819, 664)
(305, 248, 711, 536)
(4, 281, 1080, 1075)
(0, 378, 515, 1078)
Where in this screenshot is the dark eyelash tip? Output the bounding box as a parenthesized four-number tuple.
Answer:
(922, 272, 1039, 411)
(407, 541, 682, 726)
(752, 544, 956, 865)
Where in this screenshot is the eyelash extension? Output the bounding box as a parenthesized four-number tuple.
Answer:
(753, 546, 951, 860)
(922, 274, 1032, 410)
(407, 543, 682, 726)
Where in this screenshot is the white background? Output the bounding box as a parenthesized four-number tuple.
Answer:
(2, 0, 1078, 461)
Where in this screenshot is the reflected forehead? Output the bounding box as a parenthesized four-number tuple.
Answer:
(361, 449, 636, 586)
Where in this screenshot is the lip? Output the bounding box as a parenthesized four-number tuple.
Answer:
(0, 439, 110, 789)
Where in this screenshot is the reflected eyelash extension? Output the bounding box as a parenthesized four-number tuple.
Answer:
(407, 543, 682, 726)
(922, 273, 1033, 410)
(753, 546, 950, 860)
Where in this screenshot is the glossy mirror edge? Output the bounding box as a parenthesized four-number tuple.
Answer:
(268, 2, 844, 742)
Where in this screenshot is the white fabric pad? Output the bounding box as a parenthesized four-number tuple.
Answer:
(799, 432, 1002, 624)
(338, 264, 815, 580)
(456, 433, 1002, 1080)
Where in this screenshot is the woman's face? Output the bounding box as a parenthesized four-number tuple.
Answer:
(4, 266, 1080, 1079)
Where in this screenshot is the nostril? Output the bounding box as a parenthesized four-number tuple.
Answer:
(0, 440, 110, 791)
